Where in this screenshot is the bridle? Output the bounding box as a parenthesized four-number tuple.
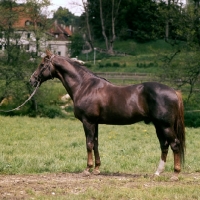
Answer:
(31, 54, 55, 84)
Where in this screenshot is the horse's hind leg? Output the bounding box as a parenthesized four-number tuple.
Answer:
(155, 126, 181, 180)
(170, 139, 181, 181)
(158, 128, 182, 180)
(93, 124, 101, 175)
(154, 127, 169, 176)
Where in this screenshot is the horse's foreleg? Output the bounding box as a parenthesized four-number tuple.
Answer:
(82, 121, 95, 175)
(93, 124, 101, 175)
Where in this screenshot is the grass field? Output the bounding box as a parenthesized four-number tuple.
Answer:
(0, 116, 200, 199)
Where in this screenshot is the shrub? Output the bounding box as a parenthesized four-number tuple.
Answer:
(136, 62, 157, 68)
(184, 112, 200, 127)
(37, 105, 65, 118)
(85, 63, 92, 68)
(113, 62, 120, 67)
(98, 63, 105, 68)
(105, 62, 112, 67)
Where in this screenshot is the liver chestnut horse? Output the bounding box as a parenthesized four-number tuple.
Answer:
(30, 51, 185, 180)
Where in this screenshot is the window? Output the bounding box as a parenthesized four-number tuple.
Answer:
(25, 21, 30, 26)
(0, 45, 2, 50)
(58, 51, 61, 55)
(25, 44, 29, 51)
(27, 33, 30, 38)
(55, 34, 58, 38)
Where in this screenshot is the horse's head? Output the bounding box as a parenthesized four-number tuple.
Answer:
(30, 50, 55, 87)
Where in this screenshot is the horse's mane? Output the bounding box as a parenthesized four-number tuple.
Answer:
(62, 56, 110, 83)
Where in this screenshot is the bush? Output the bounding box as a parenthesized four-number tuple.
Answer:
(105, 62, 112, 67)
(113, 62, 120, 67)
(98, 63, 105, 68)
(85, 63, 92, 68)
(136, 62, 158, 68)
(184, 112, 200, 127)
(37, 105, 65, 118)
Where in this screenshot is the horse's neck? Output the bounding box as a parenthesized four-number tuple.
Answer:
(55, 62, 85, 100)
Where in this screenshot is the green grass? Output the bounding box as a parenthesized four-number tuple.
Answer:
(78, 39, 182, 74)
(0, 116, 200, 199)
(0, 116, 199, 175)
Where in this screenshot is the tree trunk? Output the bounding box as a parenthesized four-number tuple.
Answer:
(99, 0, 109, 51)
(99, 0, 121, 54)
(165, 0, 170, 42)
(82, 0, 93, 49)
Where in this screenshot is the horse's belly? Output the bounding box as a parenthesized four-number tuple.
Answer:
(98, 113, 144, 125)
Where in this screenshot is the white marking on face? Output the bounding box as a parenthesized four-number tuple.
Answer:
(154, 159, 165, 176)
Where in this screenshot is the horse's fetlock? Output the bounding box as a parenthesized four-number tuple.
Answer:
(174, 167, 181, 173)
(87, 163, 93, 168)
(95, 160, 101, 167)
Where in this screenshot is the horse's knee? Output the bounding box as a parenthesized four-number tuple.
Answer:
(87, 141, 94, 151)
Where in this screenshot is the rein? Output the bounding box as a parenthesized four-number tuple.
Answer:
(0, 81, 40, 113)
(0, 54, 55, 113)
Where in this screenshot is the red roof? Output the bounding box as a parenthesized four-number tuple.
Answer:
(48, 21, 72, 41)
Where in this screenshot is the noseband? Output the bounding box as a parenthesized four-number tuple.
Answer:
(31, 55, 55, 83)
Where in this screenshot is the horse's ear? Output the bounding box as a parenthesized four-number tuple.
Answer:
(46, 49, 53, 58)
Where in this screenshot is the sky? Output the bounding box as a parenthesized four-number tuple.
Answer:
(48, 0, 83, 17)
(17, 0, 186, 18)
(17, 0, 83, 17)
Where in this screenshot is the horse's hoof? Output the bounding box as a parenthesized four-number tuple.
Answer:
(82, 169, 91, 177)
(150, 173, 159, 180)
(170, 175, 179, 181)
(92, 169, 100, 175)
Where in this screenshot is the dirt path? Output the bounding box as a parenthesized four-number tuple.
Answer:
(0, 172, 200, 199)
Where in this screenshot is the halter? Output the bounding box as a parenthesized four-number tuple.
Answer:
(31, 54, 55, 83)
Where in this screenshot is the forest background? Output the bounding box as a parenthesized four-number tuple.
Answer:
(1, 0, 200, 127)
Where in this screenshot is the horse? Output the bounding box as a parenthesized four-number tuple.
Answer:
(30, 50, 185, 180)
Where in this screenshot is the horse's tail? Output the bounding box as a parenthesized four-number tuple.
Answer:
(175, 90, 186, 164)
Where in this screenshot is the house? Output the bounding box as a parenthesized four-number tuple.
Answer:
(0, 4, 72, 57)
(0, 5, 39, 53)
(47, 20, 72, 57)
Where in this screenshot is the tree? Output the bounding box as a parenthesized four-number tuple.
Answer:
(156, 0, 200, 100)
(0, 0, 50, 113)
(84, 0, 122, 54)
(25, 0, 51, 55)
(70, 32, 85, 57)
(53, 6, 77, 26)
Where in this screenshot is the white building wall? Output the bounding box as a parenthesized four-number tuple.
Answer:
(47, 41, 71, 57)
(0, 31, 71, 57)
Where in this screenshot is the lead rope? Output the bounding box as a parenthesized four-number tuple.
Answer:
(0, 81, 40, 113)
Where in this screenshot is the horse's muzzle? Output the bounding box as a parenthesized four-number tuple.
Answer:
(29, 78, 40, 87)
